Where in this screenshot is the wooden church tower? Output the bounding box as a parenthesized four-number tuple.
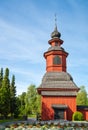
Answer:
(37, 22, 79, 121)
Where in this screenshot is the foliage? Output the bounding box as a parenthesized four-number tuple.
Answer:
(0, 68, 41, 118)
(10, 75, 17, 117)
(0, 68, 3, 88)
(0, 68, 3, 113)
(18, 84, 41, 116)
(25, 84, 41, 115)
(36, 94, 41, 113)
(76, 86, 88, 105)
(14, 97, 20, 118)
(18, 92, 26, 115)
(0, 68, 11, 117)
(0, 68, 18, 118)
(72, 111, 84, 121)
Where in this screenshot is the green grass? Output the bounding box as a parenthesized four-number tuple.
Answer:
(28, 114, 36, 118)
(0, 115, 36, 124)
(0, 119, 17, 123)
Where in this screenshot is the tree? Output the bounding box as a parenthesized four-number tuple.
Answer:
(14, 97, 20, 118)
(35, 94, 41, 114)
(0, 68, 3, 114)
(18, 92, 26, 116)
(0, 68, 3, 88)
(76, 86, 87, 105)
(25, 84, 41, 115)
(0, 68, 11, 117)
(10, 75, 17, 117)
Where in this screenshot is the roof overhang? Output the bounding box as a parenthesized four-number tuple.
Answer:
(52, 104, 68, 109)
(77, 105, 88, 111)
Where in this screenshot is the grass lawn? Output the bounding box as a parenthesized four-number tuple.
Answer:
(0, 118, 20, 124)
(0, 114, 36, 124)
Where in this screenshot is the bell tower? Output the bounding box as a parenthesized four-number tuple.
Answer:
(44, 24, 68, 72)
(37, 20, 79, 121)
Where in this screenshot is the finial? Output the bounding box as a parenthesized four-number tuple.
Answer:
(54, 13, 58, 31)
(51, 14, 61, 39)
(55, 13, 57, 27)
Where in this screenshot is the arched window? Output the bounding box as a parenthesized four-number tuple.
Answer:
(53, 55, 61, 65)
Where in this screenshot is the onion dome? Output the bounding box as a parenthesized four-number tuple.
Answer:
(51, 25, 61, 39)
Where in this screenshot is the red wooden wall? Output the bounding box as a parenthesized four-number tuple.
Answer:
(41, 96, 77, 121)
(78, 110, 88, 120)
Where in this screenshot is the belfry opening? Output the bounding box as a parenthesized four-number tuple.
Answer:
(37, 23, 88, 121)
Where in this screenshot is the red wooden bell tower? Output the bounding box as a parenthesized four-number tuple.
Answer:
(44, 25, 68, 72)
(37, 23, 79, 121)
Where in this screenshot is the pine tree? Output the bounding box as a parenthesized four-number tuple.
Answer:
(0, 68, 10, 118)
(10, 75, 17, 117)
(0, 68, 3, 115)
(0, 68, 3, 88)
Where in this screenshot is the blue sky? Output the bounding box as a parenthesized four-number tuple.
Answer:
(0, 0, 88, 95)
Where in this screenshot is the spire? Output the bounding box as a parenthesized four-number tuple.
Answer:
(55, 13, 57, 29)
(51, 14, 61, 39)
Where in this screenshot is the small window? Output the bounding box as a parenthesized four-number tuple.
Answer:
(55, 42, 58, 46)
(53, 55, 61, 65)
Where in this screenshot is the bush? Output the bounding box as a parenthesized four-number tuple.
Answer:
(72, 111, 84, 121)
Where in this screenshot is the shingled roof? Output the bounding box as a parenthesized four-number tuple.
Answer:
(38, 72, 79, 96)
